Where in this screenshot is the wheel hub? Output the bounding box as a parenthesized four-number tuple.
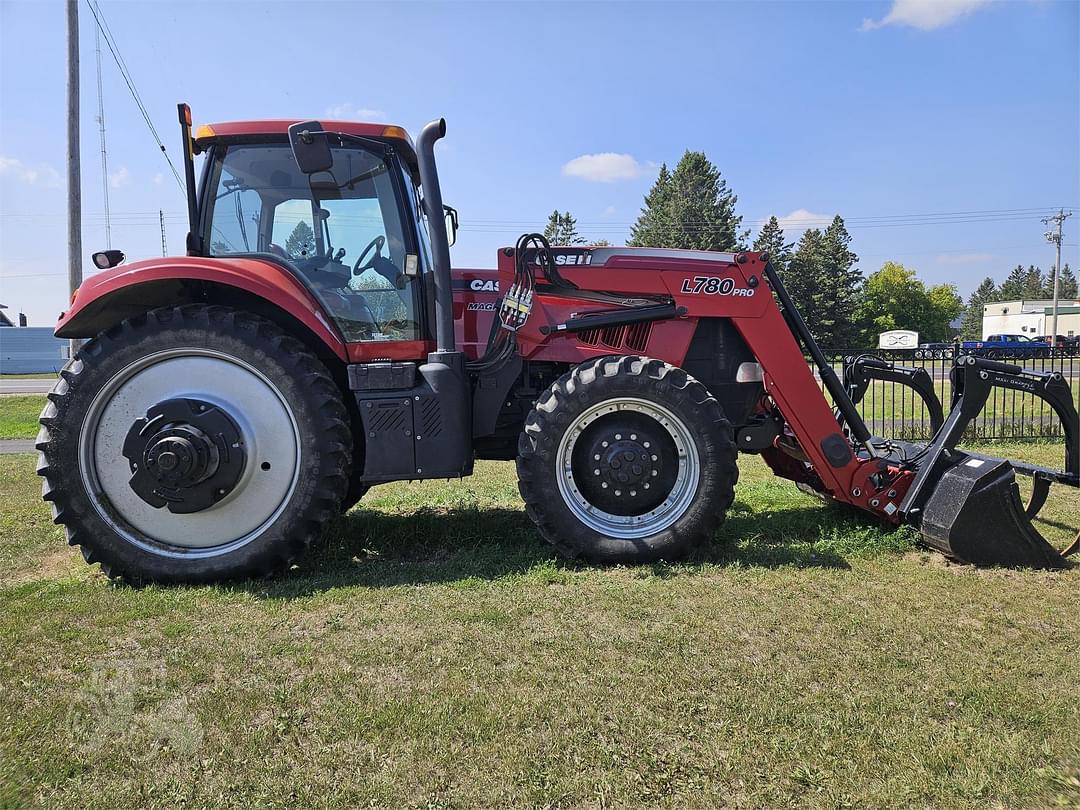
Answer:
(122, 398, 246, 514)
(573, 416, 678, 517)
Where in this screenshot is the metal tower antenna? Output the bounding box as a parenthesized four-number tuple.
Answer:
(95, 22, 111, 249)
(159, 209, 167, 256)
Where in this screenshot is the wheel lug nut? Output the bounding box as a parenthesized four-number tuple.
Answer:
(602, 441, 609, 448)
(615, 490, 621, 496)
(630, 490, 637, 497)
(630, 434, 637, 440)
(651, 470, 658, 477)
(643, 442, 650, 448)
(651, 454, 658, 461)
(594, 469, 600, 475)
(644, 483, 650, 489)
(594, 454, 600, 461)
(615, 433, 622, 440)
(601, 482, 608, 489)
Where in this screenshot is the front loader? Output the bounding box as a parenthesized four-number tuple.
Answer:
(36, 105, 1079, 583)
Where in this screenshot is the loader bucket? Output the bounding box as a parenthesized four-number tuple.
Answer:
(917, 455, 1066, 569)
(893, 354, 1077, 569)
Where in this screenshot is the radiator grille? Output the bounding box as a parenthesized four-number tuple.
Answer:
(626, 322, 652, 352)
(574, 322, 652, 352)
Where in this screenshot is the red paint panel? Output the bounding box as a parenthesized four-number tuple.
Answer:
(346, 340, 433, 363)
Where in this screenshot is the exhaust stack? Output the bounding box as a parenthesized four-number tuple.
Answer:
(416, 118, 454, 353)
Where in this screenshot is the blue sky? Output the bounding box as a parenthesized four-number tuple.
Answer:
(1, 0, 1077, 326)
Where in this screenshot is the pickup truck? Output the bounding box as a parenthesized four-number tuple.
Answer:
(961, 334, 1050, 359)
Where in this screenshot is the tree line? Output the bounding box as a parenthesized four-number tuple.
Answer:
(546, 149, 1074, 350)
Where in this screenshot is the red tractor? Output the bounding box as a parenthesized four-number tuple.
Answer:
(38, 106, 1079, 583)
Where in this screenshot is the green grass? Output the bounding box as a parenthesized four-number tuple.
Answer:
(1, 448, 1078, 808)
(0, 396, 44, 440)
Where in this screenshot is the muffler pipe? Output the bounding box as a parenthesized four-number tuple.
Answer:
(416, 118, 455, 353)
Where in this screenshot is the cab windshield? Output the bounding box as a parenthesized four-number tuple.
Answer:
(204, 141, 422, 343)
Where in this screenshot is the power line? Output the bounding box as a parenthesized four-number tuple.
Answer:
(84, 0, 185, 195)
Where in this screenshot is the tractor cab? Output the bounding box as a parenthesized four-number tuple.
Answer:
(192, 120, 436, 345)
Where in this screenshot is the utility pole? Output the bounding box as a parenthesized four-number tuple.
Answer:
(67, 0, 83, 357)
(1042, 208, 1072, 350)
(160, 209, 168, 256)
(95, 24, 111, 249)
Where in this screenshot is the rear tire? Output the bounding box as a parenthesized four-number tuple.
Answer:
(37, 305, 351, 584)
(516, 356, 737, 564)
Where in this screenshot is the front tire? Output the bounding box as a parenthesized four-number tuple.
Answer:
(37, 305, 351, 584)
(516, 356, 737, 564)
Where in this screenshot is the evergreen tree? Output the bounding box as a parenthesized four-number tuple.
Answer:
(1043, 263, 1078, 299)
(1061, 263, 1078, 299)
(628, 152, 747, 250)
(1022, 265, 1044, 298)
(818, 216, 862, 347)
(784, 228, 826, 340)
(752, 216, 792, 274)
(960, 277, 997, 339)
(543, 210, 585, 245)
(997, 264, 1027, 300)
(285, 221, 316, 259)
(627, 164, 672, 247)
(590, 239, 612, 247)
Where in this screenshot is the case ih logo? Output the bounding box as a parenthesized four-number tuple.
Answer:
(680, 276, 754, 297)
(535, 252, 593, 267)
(469, 279, 500, 293)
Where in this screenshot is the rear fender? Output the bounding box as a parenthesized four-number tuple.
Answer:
(56, 256, 348, 361)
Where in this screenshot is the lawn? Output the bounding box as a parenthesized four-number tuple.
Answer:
(0, 396, 44, 439)
(1, 442, 1078, 808)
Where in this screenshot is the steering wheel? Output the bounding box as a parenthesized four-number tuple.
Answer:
(353, 235, 386, 275)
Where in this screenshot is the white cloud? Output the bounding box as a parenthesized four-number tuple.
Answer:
(109, 167, 130, 188)
(0, 156, 62, 188)
(152, 173, 164, 186)
(775, 209, 833, 232)
(562, 153, 649, 183)
(603, 205, 618, 217)
(324, 102, 387, 121)
(935, 252, 994, 265)
(861, 0, 992, 31)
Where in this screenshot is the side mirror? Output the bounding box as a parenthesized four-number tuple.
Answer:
(443, 205, 459, 247)
(92, 249, 125, 270)
(287, 120, 333, 174)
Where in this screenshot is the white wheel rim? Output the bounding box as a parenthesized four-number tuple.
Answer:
(555, 397, 701, 540)
(78, 348, 301, 558)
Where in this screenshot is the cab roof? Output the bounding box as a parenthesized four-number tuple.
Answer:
(194, 119, 417, 163)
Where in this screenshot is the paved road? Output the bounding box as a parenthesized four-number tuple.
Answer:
(0, 440, 36, 454)
(0, 378, 55, 394)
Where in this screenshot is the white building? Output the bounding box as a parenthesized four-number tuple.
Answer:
(981, 299, 1080, 339)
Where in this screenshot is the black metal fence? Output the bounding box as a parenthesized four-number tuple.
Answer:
(811, 349, 1080, 443)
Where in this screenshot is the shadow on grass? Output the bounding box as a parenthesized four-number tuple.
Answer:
(239, 495, 909, 598)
